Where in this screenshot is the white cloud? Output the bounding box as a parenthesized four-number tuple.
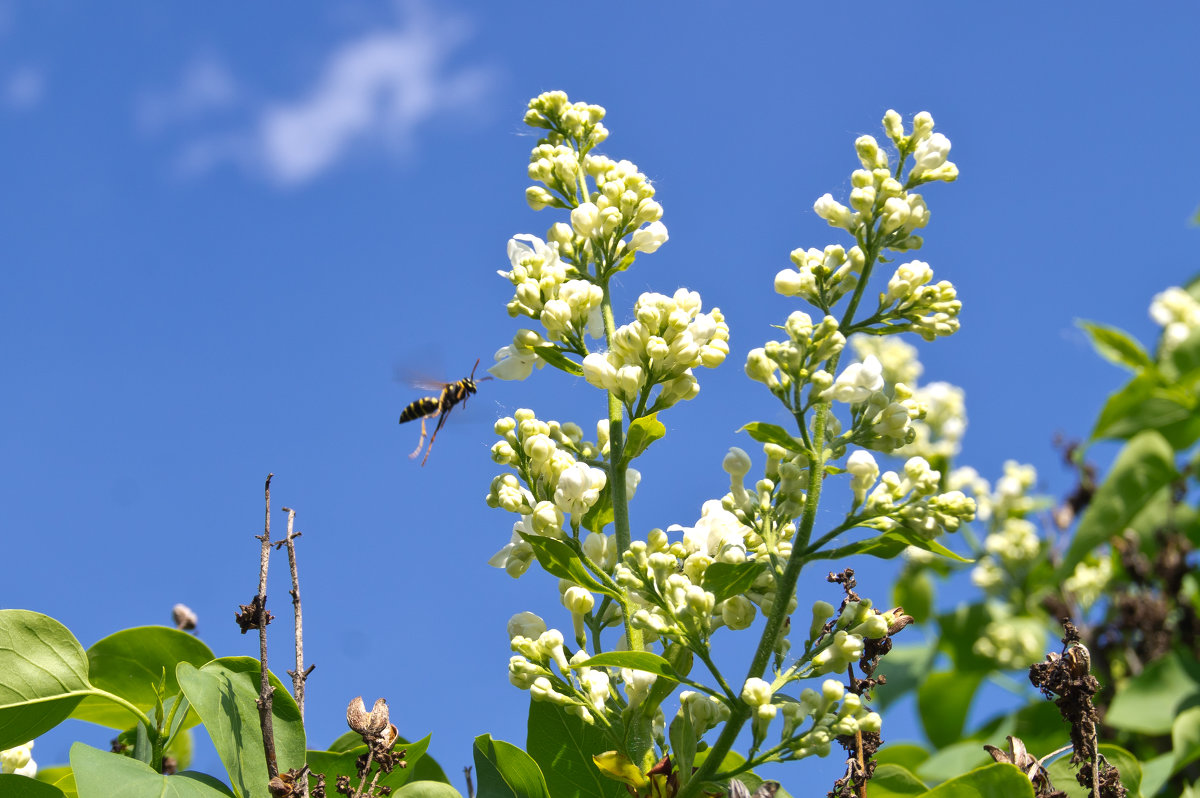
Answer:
(167, 1, 493, 186)
(138, 57, 239, 133)
(3, 66, 44, 111)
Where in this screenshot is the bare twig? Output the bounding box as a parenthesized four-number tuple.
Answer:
(854, 728, 866, 798)
(276, 506, 311, 722)
(255, 473, 279, 780)
(464, 766, 474, 798)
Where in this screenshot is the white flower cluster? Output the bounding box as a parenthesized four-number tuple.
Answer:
(1150, 286, 1200, 357)
(808, 599, 891, 676)
(847, 335, 965, 460)
(775, 679, 882, 759)
(0, 740, 36, 777)
(583, 289, 729, 407)
(674, 690, 732, 741)
(966, 462, 1044, 592)
(972, 615, 1044, 669)
(487, 410, 640, 576)
(774, 244, 865, 308)
(858, 456, 976, 537)
(1063, 553, 1114, 608)
(822, 356, 924, 453)
(878, 259, 961, 341)
(745, 311, 845, 404)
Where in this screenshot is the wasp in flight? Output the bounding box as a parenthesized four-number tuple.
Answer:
(399, 359, 491, 466)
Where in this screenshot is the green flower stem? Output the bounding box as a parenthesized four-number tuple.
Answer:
(678, 403, 834, 798)
(691, 644, 737, 702)
(600, 283, 643, 653)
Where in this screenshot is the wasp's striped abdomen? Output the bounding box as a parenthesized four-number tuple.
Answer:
(399, 396, 443, 424)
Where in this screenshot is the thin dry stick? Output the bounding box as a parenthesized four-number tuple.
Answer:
(277, 506, 313, 721)
(854, 728, 867, 798)
(256, 474, 280, 780)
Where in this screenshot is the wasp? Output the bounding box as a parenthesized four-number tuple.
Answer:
(399, 359, 491, 466)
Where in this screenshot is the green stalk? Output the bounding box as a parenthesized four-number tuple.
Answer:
(677, 403, 834, 798)
(600, 282, 642, 652)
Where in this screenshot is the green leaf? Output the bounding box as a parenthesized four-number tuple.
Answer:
(1091, 372, 1200, 448)
(1002, 700, 1067, 759)
(892, 567, 934, 624)
(1077, 320, 1152, 371)
(1172, 706, 1200, 774)
(1169, 325, 1200, 377)
(623, 414, 665, 462)
(1057, 429, 1177, 578)
(918, 762, 1035, 797)
(934, 604, 998, 674)
(821, 527, 971, 563)
(0, 774, 68, 798)
(871, 643, 937, 711)
(1043, 744, 1141, 798)
(35, 766, 78, 798)
(518, 534, 618, 599)
(0, 610, 94, 749)
(915, 741, 994, 786)
(531, 345, 583, 377)
(868, 764, 927, 797)
(1107, 651, 1200, 734)
(875, 744, 930, 772)
(70, 743, 234, 798)
(525, 701, 625, 798)
(175, 658, 305, 798)
(738, 422, 806, 453)
(306, 734, 435, 791)
(1139, 752, 1173, 798)
(472, 735, 550, 798)
(72, 627, 213, 729)
(574, 652, 681, 683)
(917, 671, 983, 749)
(315, 734, 449, 782)
(581, 482, 613, 534)
(701, 561, 765, 605)
(392, 783, 463, 798)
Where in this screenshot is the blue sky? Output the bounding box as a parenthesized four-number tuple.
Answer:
(4, 0, 1200, 790)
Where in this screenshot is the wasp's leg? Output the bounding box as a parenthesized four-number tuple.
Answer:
(420, 409, 454, 466)
(409, 415, 430, 460)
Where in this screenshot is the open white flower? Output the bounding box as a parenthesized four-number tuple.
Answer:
(824, 355, 884, 404)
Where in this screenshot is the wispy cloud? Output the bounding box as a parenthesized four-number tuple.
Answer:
(2, 66, 44, 111)
(138, 57, 239, 133)
(158, 1, 493, 186)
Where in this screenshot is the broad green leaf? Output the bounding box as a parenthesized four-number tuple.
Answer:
(518, 534, 618, 599)
(868, 764, 927, 797)
(892, 567, 934, 624)
(875, 744, 930, 772)
(916, 740, 992, 784)
(1043, 744, 1141, 798)
(69, 743, 234, 798)
(935, 603, 998, 674)
(0, 610, 94, 749)
(580, 482, 613, 534)
(472, 734, 550, 798)
(0, 774, 67, 797)
(1169, 325, 1200, 377)
(35, 766, 78, 798)
(1172, 706, 1200, 773)
(821, 526, 971, 563)
(623, 414, 665, 462)
(918, 762, 1035, 797)
(738, 422, 806, 453)
(575, 652, 681, 682)
(1077, 320, 1152, 371)
(1091, 372, 1200, 448)
(871, 643, 937, 711)
(917, 672, 983, 749)
(701, 561, 765, 605)
(531, 345, 582, 377)
(1057, 430, 1176, 578)
(393, 783, 463, 798)
(525, 701, 625, 798)
(668, 714, 696, 796)
(175, 658, 305, 798)
(1140, 752, 1173, 798)
(73, 627, 213, 729)
(306, 733, 434, 791)
(317, 733, 449, 783)
(1107, 651, 1200, 734)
